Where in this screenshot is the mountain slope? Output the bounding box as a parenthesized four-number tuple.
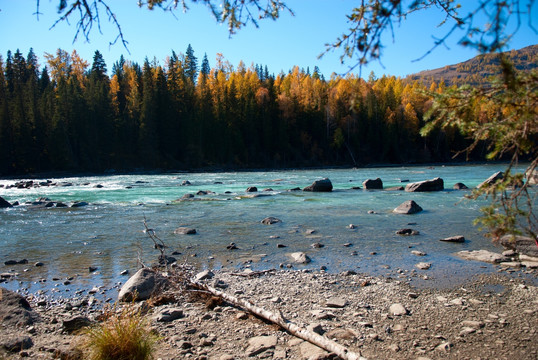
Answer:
(406, 44, 538, 87)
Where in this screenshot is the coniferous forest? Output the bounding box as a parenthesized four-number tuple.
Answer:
(2, 45, 502, 176)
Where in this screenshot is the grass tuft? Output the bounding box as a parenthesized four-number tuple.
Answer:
(84, 304, 158, 360)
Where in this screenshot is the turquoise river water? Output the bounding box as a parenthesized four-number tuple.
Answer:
(0, 164, 535, 296)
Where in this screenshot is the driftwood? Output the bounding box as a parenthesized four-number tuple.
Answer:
(229, 269, 276, 278)
(193, 281, 366, 360)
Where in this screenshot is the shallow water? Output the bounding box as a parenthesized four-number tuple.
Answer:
(0, 164, 534, 295)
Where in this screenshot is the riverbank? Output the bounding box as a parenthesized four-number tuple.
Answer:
(1, 268, 537, 359)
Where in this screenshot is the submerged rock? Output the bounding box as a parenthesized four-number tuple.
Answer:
(303, 178, 333, 192)
(405, 177, 444, 192)
(261, 217, 281, 225)
(174, 227, 197, 235)
(393, 200, 423, 214)
(396, 228, 420, 236)
(457, 250, 507, 263)
(440, 235, 465, 243)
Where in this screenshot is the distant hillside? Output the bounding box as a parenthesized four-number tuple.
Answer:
(406, 44, 538, 87)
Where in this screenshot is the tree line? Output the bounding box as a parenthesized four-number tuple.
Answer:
(0, 45, 476, 175)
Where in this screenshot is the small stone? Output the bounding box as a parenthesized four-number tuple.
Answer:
(261, 217, 282, 225)
(1, 336, 33, 352)
(174, 227, 197, 235)
(290, 252, 311, 264)
(236, 312, 249, 320)
(415, 262, 431, 270)
(62, 316, 92, 333)
(436, 342, 453, 351)
(411, 250, 426, 256)
(396, 228, 420, 236)
(389, 303, 408, 316)
(440, 235, 465, 243)
(307, 323, 325, 335)
(155, 308, 184, 322)
(389, 344, 400, 352)
(195, 270, 214, 281)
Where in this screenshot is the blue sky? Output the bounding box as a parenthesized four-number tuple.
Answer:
(0, 1, 536, 78)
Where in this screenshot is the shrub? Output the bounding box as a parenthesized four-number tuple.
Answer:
(84, 305, 158, 360)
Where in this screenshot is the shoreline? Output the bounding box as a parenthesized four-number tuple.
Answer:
(1, 268, 537, 359)
(0, 160, 522, 181)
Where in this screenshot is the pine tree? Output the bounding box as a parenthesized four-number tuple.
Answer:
(184, 44, 198, 84)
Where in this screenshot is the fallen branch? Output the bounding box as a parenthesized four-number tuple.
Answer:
(229, 269, 276, 277)
(193, 281, 366, 360)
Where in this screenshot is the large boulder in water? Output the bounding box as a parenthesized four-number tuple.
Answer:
(0, 288, 38, 327)
(405, 177, 444, 192)
(118, 268, 168, 302)
(303, 178, 333, 192)
(500, 235, 538, 257)
(0, 196, 12, 208)
(394, 200, 423, 214)
(478, 171, 503, 189)
(362, 178, 383, 190)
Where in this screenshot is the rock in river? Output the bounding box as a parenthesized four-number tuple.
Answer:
(363, 178, 383, 190)
(440, 235, 465, 243)
(290, 252, 311, 264)
(393, 200, 423, 214)
(0, 196, 12, 208)
(174, 227, 197, 235)
(405, 177, 444, 192)
(261, 217, 281, 225)
(303, 178, 333, 192)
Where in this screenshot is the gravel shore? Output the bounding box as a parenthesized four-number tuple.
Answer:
(1, 268, 537, 359)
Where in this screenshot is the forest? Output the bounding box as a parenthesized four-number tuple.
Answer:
(0, 45, 497, 176)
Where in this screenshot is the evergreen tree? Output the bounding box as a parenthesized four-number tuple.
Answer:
(184, 44, 198, 84)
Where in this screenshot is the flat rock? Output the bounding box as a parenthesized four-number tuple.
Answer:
(195, 270, 214, 281)
(405, 177, 444, 192)
(290, 252, 311, 264)
(440, 235, 465, 243)
(389, 303, 408, 316)
(326, 297, 348, 308)
(411, 250, 426, 256)
(299, 341, 328, 359)
(325, 328, 356, 340)
(118, 267, 167, 302)
(394, 200, 423, 214)
(246, 335, 278, 356)
(461, 320, 484, 329)
(0, 288, 38, 327)
(154, 308, 184, 322)
(457, 250, 506, 263)
(396, 228, 420, 236)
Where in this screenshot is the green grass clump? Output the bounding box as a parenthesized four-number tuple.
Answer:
(84, 305, 158, 360)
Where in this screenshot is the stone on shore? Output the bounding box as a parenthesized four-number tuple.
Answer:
(478, 171, 503, 189)
(389, 303, 408, 316)
(326, 297, 348, 308)
(62, 316, 93, 333)
(303, 178, 333, 192)
(154, 308, 184, 322)
(416, 262, 431, 270)
(118, 267, 167, 302)
(440, 235, 465, 243)
(0, 288, 38, 327)
(0, 196, 12, 208)
(500, 235, 538, 257)
(394, 200, 423, 214)
(405, 177, 444, 192)
(457, 250, 506, 263)
(246, 335, 277, 357)
(363, 178, 383, 190)
(1, 336, 33, 352)
(195, 270, 214, 281)
(526, 168, 538, 185)
(290, 252, 311, 264)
